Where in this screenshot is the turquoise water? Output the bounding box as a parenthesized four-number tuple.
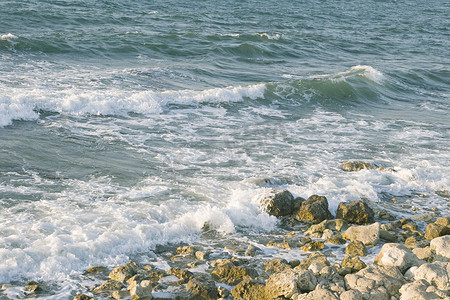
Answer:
(0, 0, 449, 297)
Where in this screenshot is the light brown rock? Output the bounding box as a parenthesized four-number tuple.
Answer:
(109, 261, 138, 282)
(342, 222, 380, 246)
(375, 243, 424, 273)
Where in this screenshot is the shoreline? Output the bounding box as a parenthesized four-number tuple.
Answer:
(2, 184, 449, 300)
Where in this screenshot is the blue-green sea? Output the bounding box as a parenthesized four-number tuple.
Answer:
(0, 0, 449, 298)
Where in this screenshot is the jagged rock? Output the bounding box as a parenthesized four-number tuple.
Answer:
(217, 286, 229, 298)
(336, 201, 375, 225)
(245, 245, 260, 257)
(305, 219, 348, 236)
(93, 280, 124, 294)
(186, 278, 218, 300)
(435, 216, 450, 227)
(345, 240, 368, 257)
(111, 290, 130, 300)
(342, 256, 367, 272)
(265, 269, 317, 299)
(399, 279, 442, 300)
(267, 239, 291, 249)
(412, 246, 432, 262)
(412, 262, 449, 291)
(176, 245, 199, 256)
(128, 280, 152, 299)
(298, 252, 330, 269)
(308, 263, 323, 274)
(375, 243, 424, 273)
(380, 229, 397, 242)
(73, 294, 94, 300)
(195, 251, 210, 260)
(24, 281, 42, 292)
(302, 287, 339, 300)
(301, 241, 324, 252)
(339, 289, 363, 300)
(84, 266, 110, 277)
(231, 279, 266, 300)
(295, 195, 333, 224)
(321, 229, 334, 240)
(316, 266, 346, 293)
(109, 261, 138, 282)
(425, 223, 450, 240)
(260, 190, 301, 217)
(326, 236, 346, 245)
(342, 222, 380, 246)
(168, 268, 194, 284)
(211, 262, 257, 285)
(430, 235, 450, 261)
(263, 258, 292, 274)
(344, 264, 405, 299)
(341, 161, 374, 172)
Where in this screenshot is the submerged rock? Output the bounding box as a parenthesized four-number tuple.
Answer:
(260, 189, 301, 217)
(342, 222, 380, 246)
(341, 161, 374, 172)
(301, 241, 324, 252)
(295, 195, 333, 224)
(335, 200, 375, 224)
(73, 294, 94, 300)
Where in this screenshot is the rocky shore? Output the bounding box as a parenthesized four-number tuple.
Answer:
(2, 163, 449, 300)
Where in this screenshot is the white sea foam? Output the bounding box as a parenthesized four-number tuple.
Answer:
(0, 33, 17, 40)
(0, 83, 266, 127)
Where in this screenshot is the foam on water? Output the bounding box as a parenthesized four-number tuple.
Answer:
(0, 33, 17, 40)
(0, 83, 266, 127)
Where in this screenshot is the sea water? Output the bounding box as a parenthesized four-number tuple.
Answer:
(0, 0, 449, 298)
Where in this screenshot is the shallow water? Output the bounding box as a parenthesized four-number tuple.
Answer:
(0, 0, 449, 297)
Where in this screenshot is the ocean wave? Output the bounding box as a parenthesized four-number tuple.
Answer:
(0, 84, 266, 127)
(0, 33, 17, 40)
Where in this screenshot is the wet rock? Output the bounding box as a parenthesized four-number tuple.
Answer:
(186, 278, 218, 300)
(245, 244, 260, 257)
(325, 236, 346, 245)
(305, 219, 348, 236)
(380, 229, 397, 242)
(265, 268, 317, 299)
(341, 161, 374, 172)
(399, 279, 442, 300)
(321, 229, 334, 240)
(376, 209, 396, 221)
(111, 290, 130, 300)
(231, 279, 266, 300)
(263, 258, 292, 274)
(295, 195, 333, 224)
(342, 256, 367, 273)
(344, 264, 405, 299)
(73, 294, 94, 300)
(176, 245, 199, 256)
(266, 239, 292, 249)
(412, 262, 449, 291)
(211, 261, 257, 285)
(345, 240, 368, 257)
(424, 223, 450, 240)
(128, 280, 152, 299)
(316, 266, 346, 293)
(435, 216, 450, 227)
(342, 222, 380, 246)
(217, 286, 229, 298)
(93, 280, 124, 294)
(336, 200, 375, 224)
(168, 268, 194, 284)
(301, 241, 324, 252)
(109, 261, 138, 282)
(195, 250, 210, 260)
(24, 281, 42, 292)
(339, 289, 363, 300)
(430, 235, 450, 261)
(84, 266, 110, 277)
(375, 243, 424, 273)
(260, 189, 301, 217)
(411, 213, 436, 223)
(298, 252, 330, 269)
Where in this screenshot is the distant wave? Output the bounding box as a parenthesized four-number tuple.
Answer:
(0, 33, 17, 40)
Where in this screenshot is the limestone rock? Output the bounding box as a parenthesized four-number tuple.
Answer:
(425, 223, 450, 240)
(342, 256, 367, 272)
(380, 229, 398, 242)
(430, 235, 450, 261)
(167, 268, 194, 284)
(303, 287, 339, 300)
(326, 236, 346, 245)
(411, 213, 436, 223)
(399, 279, 442, 300)
(211, 262, 257, 285)
(231, 279, 266, 300)
(339, 289, 363, 300)
(265, 269, 317, 299)
(245, 245, 260, 257)
(341, 161, 374, 172)
(93, 280, 124, 294)
(296, 195, 333, 224)
(109, 261, 138, 282)
(316, 266, 346, 293)
(305, 219, 348, 235)
(128, 280, 152, 299)
(176, 245, 199, 256)
(413, 246, 433, 262)
(301, 241, 324, 252)
(344, 264, 405, 299)
(260, 189, 300, 217)
(375, 243, 424, 273)
(412, 262, 449, 291)
(186, 278, 218, 300)
(84, 266, 109, 277)
(24, 281, 42, 292)
(336, 200, 375, 224)
(73, 294, 94, 300)
(342, 222, 380, 246)
(345, 240, 368, 257)
(195, 250, 210, 260)
(435, 216, 450, 227)
(217, 286, 229, 298)
(298, 252, 330, 269)
(263, 258, 292, 274)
